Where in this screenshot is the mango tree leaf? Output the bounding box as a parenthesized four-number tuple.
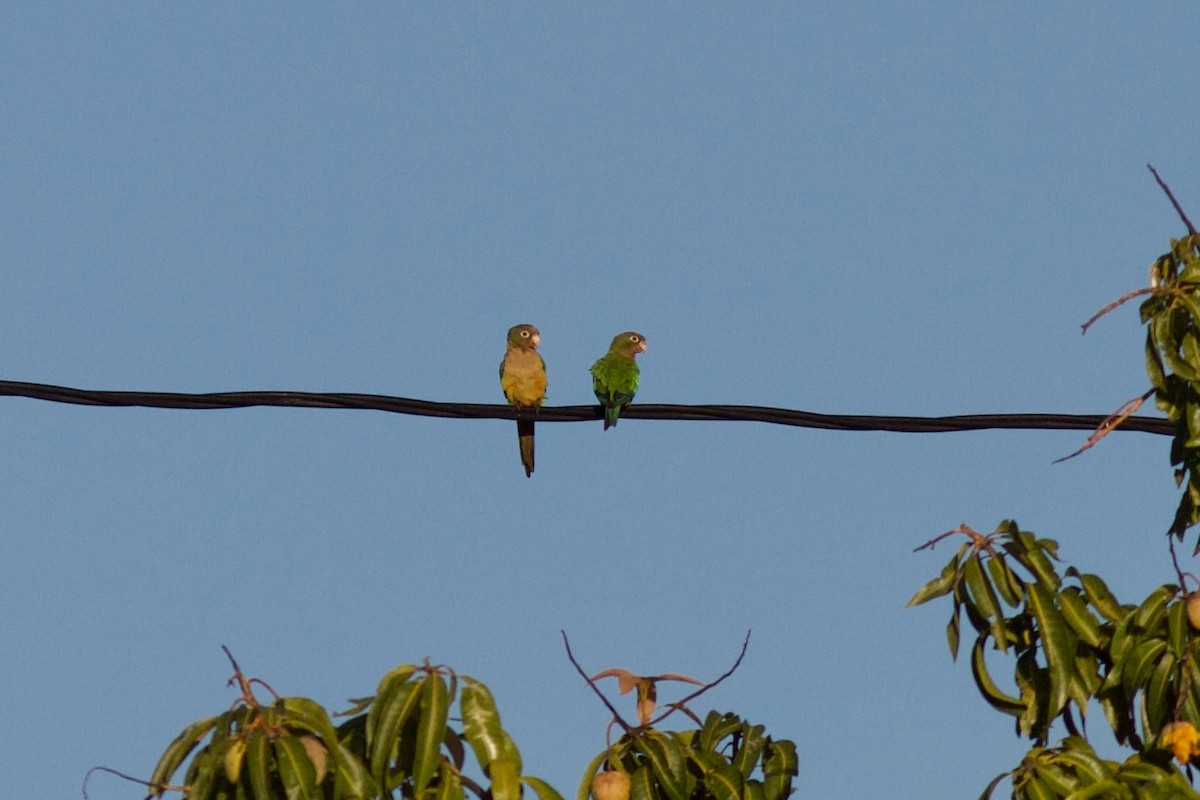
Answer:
(279, 698, 342, 759)
(965, 553, 1011, 652)
(691, 750, 741, 800)
(489, 757, 522, 800)
(461, 680, 520, 769)
(365, 664, 418, 749)
(907, 573, 955, 607)
(761, 740, 798, 800)
(697, 711, 742, 754)
(970, 637, 1024, 716)
(1132, 585, 1176, 631)
(730, 723, 766, 779)
(274, 735, 320, 800)
(1076, 573, 1127, 623)
(1026, 581, 1075, 717)
(432, 760, 464, 800)
(148, 715, 220, 795)
(332, 742, 376, 800)
(636, 731, 688, 800)
(986, 554, 1024, 608)
(523, 775, 567, 800)
(947, 602, 962, 661)
(368, 677, 421, 788)
(246, 731, 273, 800)
(412, 674, 451, 798)
(1057, 587, 1102, 649)
(575, 751, 612, 800)
(185, 749, 218, 800)
(629, 764, 655, 800)
(1168, 600, 1188, 656)
(1145, 653, 1178, 731)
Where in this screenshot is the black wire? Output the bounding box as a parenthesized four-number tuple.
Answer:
(0, 379, 1173, 436)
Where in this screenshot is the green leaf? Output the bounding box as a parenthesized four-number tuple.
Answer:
(186, 749, 219, 800)
(246, 732, 273, 800)
(432, 761, 465, 800)
(986, 554, 1024, 608)
(761, 740, 798, 800)
(279, 697, 342, 758)
(636, 732, 688, 800)
(412, 674, 451, 797)
(1058, 587, 1102, 648)
(523, 775, 567, 800)
(629, 764, 655, 800)
(368, 677, 421, 788)
(149, 716, 220, 796)
(695, 754, 742, 800)
(1052, 737, 1110, 781)
(1147, 333, 1169, 390)
(461, 679, 520, 769)
(1026, 582, 1076, 717)
(274, 736, 320, 800)
(1144, 651, 1177, 731)
(970, 637, 1024, 716)
(907, 573, 955, 607)
(1005, 536, 1061, 592)
(332, 742, 376, 800)
(489, 757, 522, 800)
(1132, 585, 1176, 631)
(729, 724, 767, 779)
(575, 751, 612, 800)
(697, 711, 742, 754)
(1120, 638, 1167, 696)
(947, 602, 962, 661)
(1076, 573, 1126, 623)
(365, 663, 418, 748)
(1168, 599, 1188, 655)
(964, 554, 1010, 651)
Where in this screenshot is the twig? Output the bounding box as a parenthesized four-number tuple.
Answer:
(647, 631, 752, 728)
(1169, 535, 1191, 594)
(223, 645, 259, 708)
(81, 765, 183, 800)
(1053, 389, 1155, 464)
(914, 523, 993, 554)
(561, 631, 633, 734)
(1149, 164, 1197, 236)
(1080, 287, 1154, 334)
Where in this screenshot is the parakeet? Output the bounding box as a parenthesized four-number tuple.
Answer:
(499, 323, 547, 477)
(590, 331, 647, 430)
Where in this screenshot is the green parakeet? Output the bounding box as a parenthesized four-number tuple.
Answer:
(499, 323, 547, 477)
(590, 331, 647, 430)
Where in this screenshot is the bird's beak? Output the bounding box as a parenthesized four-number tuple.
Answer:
(532, 334, 541, 347)
(637, 340, 647, 353)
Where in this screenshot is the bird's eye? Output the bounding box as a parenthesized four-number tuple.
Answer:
(520, 330, 530, 338)
(630, 335, 640, 342)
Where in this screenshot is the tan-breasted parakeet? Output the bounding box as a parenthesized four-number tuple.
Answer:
(499, 323, 547, 477)
(590, 331, 647, 430)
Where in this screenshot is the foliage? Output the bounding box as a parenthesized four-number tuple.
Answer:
(143, 658, 561, 800)
(134, 650, 796, 800)
(910, 521, 1200, 798)
(577, 712, 798, 800)
(1141, 232, 1200, 545)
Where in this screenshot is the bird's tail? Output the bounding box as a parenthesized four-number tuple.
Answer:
(603, 405, 620, 430)
(517, 418, 535, 477)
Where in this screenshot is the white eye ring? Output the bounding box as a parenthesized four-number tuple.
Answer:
(520, 330, 531, 338)
(630, 335, 640, 342)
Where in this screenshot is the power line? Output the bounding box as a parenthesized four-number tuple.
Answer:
(0, 379, 1172, 436)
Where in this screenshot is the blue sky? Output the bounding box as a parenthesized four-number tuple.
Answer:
(2, 5, 1197, 799)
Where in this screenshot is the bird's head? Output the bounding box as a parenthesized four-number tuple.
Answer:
(507, 323, 541, 350)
